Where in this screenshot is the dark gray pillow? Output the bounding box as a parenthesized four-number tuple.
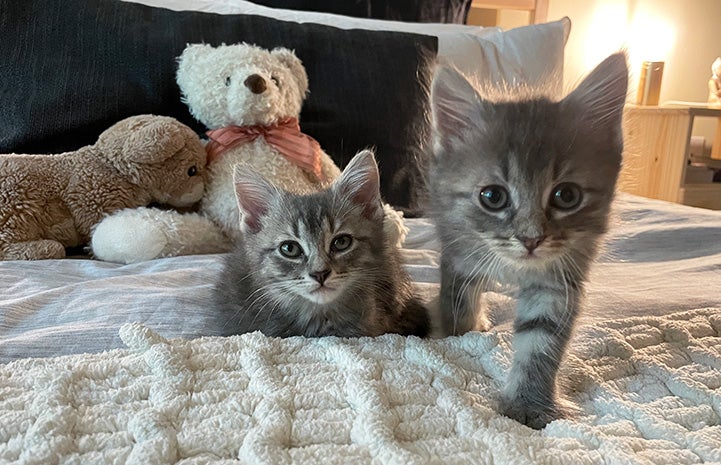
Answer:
(0, 0, 437, 214)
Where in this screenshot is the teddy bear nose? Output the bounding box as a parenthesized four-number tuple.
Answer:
(244, 74, 267, 94)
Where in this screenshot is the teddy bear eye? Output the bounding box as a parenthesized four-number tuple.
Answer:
(270, 76, 279, 86)
(187, 166, 198, 177)
(225, 77, 231, 86)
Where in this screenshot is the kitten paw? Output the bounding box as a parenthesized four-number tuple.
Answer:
(498, 396, 564, 429)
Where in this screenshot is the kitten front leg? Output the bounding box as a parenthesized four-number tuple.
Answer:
(499, 279, 581, 429)
(439, 257, 491, 335)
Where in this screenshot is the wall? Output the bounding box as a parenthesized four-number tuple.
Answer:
(469, 1, 721, 140)
(545, 0, 721, 140)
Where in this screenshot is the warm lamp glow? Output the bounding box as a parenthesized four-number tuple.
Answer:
(626, 12, 675, 103)
(627, 14, 675, 65)
(582, 3, 628, 72)
(581, 2, 676, 102)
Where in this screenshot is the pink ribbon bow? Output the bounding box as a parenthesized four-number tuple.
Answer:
(205, 117, 324, 181)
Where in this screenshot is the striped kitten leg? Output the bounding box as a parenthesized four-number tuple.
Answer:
(439, 257, 492, 336)
(499, 277, 581, 429)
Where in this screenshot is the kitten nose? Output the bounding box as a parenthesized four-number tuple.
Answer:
(244, 74, 267, 94)
(309, 269, 331, 285)
(519, 235, 546, 252)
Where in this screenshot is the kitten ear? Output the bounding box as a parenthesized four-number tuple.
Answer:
(430, 66, 488, 151)
(561, 52, 629, 128)
(233, 164, 278, 234)
(335, 150, 382, 219)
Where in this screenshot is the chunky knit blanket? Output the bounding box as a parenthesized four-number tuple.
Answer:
(2, 308, 720, 465)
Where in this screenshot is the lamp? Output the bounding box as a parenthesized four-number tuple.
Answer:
(628, 12, 674, 106)
(636, 61, 664, 106)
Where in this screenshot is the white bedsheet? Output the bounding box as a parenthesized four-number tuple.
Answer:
(0, 193, 720, 362)
(1, 309, 719, 464)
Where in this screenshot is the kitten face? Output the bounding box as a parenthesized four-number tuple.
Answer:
(246, 198, 380, 306)
(430, 54, 628, 274)
(218, 149, 429, 339)
(273, 227, 354, 305)
(434, 101, 617, 271)
(233, 150, 385, 309)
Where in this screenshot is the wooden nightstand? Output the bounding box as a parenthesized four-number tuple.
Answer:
(618, 104, 721, 210)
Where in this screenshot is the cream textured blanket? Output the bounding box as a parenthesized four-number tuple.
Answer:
(2, 308, 720, 465)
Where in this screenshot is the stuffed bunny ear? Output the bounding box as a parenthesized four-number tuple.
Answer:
(271, 47, 309, 95)
(334, 150, 383, 219)
(100, 115, 188, 164)
(233, 164, 279, 234)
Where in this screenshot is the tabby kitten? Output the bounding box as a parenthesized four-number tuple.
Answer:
(428, 53, 628, 428)
(213, 150, 429, 338)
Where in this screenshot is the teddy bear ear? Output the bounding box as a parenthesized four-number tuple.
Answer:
(178, 43, 212, 64)
(271, 47, 309, 95)
(176, 43, 213, 82)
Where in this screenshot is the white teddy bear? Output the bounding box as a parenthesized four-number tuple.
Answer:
(91, 43, 407, 264)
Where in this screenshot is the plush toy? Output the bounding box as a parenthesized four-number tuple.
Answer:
(708, 57, 721, 108)
(0, 114, 207, 260)
(92, 43, 407, 264)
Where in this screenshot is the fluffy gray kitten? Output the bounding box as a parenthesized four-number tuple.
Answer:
(214, 150, 429, 338)
(429, 53, 628, 428)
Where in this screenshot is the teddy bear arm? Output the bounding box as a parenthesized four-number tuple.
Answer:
(319, 151, 342, 184)
(91, 207, 233, 264)
(67, 195, 138, 243)
(382, 203, 409, 248)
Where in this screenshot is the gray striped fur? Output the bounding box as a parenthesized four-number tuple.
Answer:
(428, 53, 628, 428)
(213, 151, 429, 339)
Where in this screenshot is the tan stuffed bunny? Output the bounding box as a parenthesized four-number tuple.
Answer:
(0, 114, 207, 260)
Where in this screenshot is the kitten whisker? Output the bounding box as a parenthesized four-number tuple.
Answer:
(452, 249, 498, 333)
(428, 51, 627, 428)
(245, 280, 304, 324)
(217, 273, 261, 328)
(552, 260, 573, 341)
(214, 150, 429, 338)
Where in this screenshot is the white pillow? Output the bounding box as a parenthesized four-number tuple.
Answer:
(123, 0, 570, 92)
(121, 0, 498, 36)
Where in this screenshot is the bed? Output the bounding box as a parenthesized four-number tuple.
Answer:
(1, 1, 720, 464)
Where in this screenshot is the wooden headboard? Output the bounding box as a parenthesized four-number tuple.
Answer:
(469, 0, 548, 25)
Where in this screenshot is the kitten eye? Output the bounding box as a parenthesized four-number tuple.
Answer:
(479, 185, 510, 211)
(550, 183, 583, 210)
(279, 241, 303, 258)
(331, 234, 353, 252)
(225, 76, 231, 86)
